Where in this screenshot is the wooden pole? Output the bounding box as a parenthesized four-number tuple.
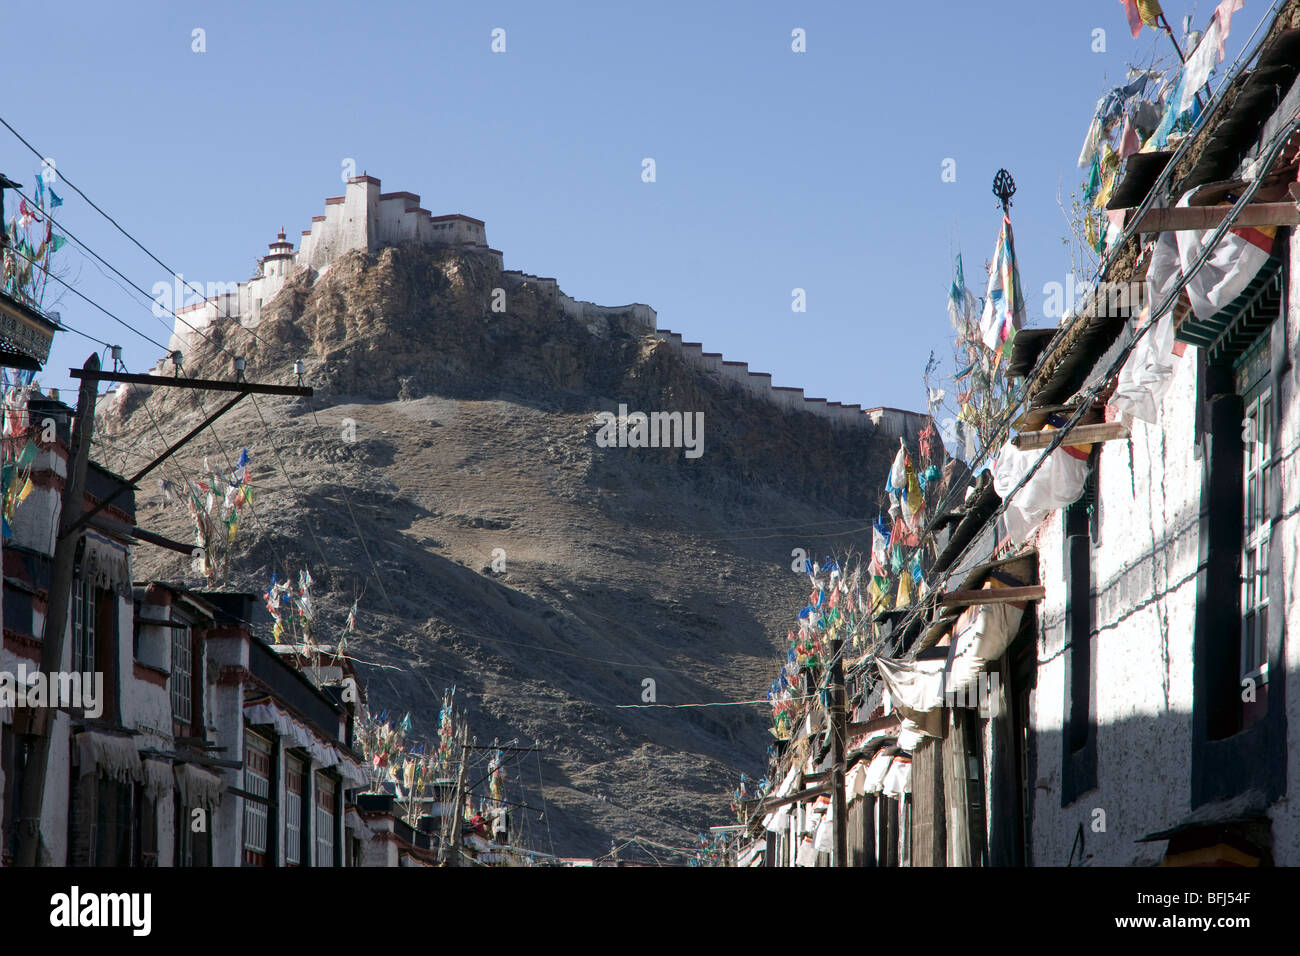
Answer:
(448, 724, 470, 866)
(828, 636, 848, 867)
(15, 353, 100, 867)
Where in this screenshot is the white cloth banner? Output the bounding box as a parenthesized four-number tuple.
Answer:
(1177, 21, 1222, 115)
(813, 802, 835, 853)
(864, 752, 895, 794)
(897, 717, 937, 753)
(882, 758, 912, 798)
(993, 437, 1090, 545)
(765, 805, 791, 834)
(1112, 231, 1182, 423)
(795, 835, 820, 867)
(876, 656, 949, 721)
(847, 762, 869, 799)
(1176, 186, 1277, 321)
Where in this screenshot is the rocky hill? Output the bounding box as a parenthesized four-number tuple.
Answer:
(95, 241, 913, 858)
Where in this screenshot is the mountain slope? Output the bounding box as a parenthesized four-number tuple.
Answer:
(96, 241, 908, 857)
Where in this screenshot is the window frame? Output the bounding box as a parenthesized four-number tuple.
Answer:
(1238, 351, 1271, 723)
(170, 622, 193, 727)
(284, 753, 304, 866)
(242, 730, 272, 866)
(71, 574, 96, 675)
(315, 772, 337, 867)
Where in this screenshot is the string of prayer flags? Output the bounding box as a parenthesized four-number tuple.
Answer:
(436, 688, 457, 770)
(979, 215, 1026, 363)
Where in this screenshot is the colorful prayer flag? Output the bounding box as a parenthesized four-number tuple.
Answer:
(979, 215, 1025, 360)
(1120, 0, 1163, 38)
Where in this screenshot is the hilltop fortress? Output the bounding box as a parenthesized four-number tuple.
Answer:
(169, 174, 925, 438)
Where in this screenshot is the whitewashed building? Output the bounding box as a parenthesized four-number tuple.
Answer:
(741, 3, 1300, 868)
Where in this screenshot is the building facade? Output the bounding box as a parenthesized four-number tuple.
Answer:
(740, 2, 1300, 868)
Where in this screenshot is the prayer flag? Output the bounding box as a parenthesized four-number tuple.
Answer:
(979, 215, 1025, 359)
(1120, 0, 1163, 38)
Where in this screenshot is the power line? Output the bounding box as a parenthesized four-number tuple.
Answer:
(0, 115, 277, 359)
(4, 241, 171, 351)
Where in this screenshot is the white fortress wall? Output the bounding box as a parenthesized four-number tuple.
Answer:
(165, 174, 926, 433)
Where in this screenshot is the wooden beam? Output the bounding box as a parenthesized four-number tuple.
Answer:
(758, 781, 831, 814)
(846, 714, 901, 738)
(1013, 421, 1130, 450)
(938, 585, 1046, 608)
(1131, 202, 1300, 233)
(71, 368, 313, 397)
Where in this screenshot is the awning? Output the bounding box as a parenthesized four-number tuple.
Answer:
(942, 584, 1028, 701)
(795, 834, 820, 867)
(847, 725, 898, 757)
(174, 762, 223, 808)
(813, 799, 835, 853)
(898, 715, 942, 751)
(846, 761, 869, 799)
(876, 656, 948, 721)
(74, 730, 141, 782)
(1169, 185, 1284, 359)
(764, 804, 792, 834)
(878, 580, 1025, 724)
(1112, 232, 1184, 423)
(141, 757, 174, 802)
(0, 291, 58, 369)
(82, 532, 132, 594)
(864, 750, 896, 794)
(345, 808, 374, 841)
(244, 698, 365, 787)
(882, 755, 913, 798)
(993, 426, 1091, 545)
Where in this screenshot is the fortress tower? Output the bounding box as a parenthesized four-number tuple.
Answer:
(166, 175, 504, 354)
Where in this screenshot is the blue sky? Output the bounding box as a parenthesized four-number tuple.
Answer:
(5, 1, 1260, 409)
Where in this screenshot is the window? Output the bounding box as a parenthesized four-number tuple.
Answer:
(243, 731, 271, 866)
(315, 773, 336, 867)
(171, 625, 192, 726)
(1190, 254, 1286, 808)
(1238, 339, 1271, 731)
(71, 575, 96, 674)
(285, 755, 303, 866)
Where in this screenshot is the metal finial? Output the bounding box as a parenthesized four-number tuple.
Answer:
(992, 169, 1016, 213)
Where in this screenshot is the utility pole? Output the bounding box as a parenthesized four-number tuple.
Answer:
(13, 357, 312, 865)
(448, 724, 470, 867)
(15, 353, 99, 867)
(828, 634, 848, 867)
